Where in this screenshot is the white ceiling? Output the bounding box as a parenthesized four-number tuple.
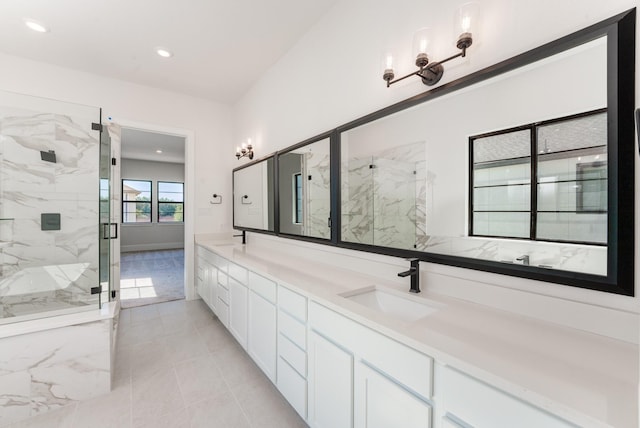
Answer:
(0, 0, 339, 104)
(121, 128, 185, 164)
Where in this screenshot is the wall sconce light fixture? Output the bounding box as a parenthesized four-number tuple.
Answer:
(236, 139, 254, 160)
(383, 2, 480, 88)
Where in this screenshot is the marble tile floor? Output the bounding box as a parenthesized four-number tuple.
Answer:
(5, 299, 308, 428)
(120, 249, 185, 309)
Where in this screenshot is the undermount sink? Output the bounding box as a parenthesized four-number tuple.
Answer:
(340, 286, 441, 323)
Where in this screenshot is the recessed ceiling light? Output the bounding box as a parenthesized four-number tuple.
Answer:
(24, 19, 49, 33)
(156, 150, 163, 154)
(156, 48, 173, 58)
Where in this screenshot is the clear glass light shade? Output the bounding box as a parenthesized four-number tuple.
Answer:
(412, 27, 433, 58)
(381, 51, 395, 82)
(455, 2, 480, 39)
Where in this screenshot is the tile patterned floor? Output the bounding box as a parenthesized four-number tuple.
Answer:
(6, 299, 308, 428)
(120, 249, 185, 309)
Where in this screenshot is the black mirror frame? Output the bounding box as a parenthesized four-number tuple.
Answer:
(233, 8, 635, 296)
(274, 131, 335, 244)
(232, 154, 277, 235)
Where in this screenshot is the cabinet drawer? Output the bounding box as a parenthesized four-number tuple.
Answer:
(214, 255, 228, 273)
(196, 261, 204, 281)
(217, 271, 228, 288)
(278, 285, 307, 322)
(310, 302, 432, 400)
(217, 283, 229, 304)
(277, 356, 307, 420)
(278, 310, 306, 350)
(278, 333, 306, 377)
(217, 298, 229, 328)
(441, 366, 574, 428)
(249, 271, 276, 303)
(228, 262, 248, 284)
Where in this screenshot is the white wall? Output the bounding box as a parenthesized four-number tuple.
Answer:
(233, 0, 640, 342)
(120, 158, 185, 252)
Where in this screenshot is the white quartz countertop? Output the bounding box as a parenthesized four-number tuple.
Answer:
(196, 239, 638, 428)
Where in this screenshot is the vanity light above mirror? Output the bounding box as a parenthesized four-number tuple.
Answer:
(382, 2, 480, 87)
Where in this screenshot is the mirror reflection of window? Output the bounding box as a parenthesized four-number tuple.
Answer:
(293, 173, 303, 225)
(537, 111, 607, 244)
(470, 109, 607, 245)
(471, 130, 531, 239)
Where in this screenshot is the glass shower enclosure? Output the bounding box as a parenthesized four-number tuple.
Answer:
(0, 90, 112, 323)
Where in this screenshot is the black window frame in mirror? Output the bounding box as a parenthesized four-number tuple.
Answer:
(233, 9, 635, 296)
(232, 154, 277, 234)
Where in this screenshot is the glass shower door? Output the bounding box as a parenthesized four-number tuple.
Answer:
(0, 90, 102, 323)
(99, 125, 111, 305)
(372, 157, 417, 250)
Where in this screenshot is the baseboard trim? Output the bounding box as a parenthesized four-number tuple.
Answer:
(121, 242, 184, 253)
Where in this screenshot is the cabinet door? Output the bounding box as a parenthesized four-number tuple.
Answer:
(308, 331, 353, 428)
(248, 290, 277, 381)
(354, 363, 431, 428)
(228, 278, 248, 349)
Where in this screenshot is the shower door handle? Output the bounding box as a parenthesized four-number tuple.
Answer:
(102, 223, 118, 239)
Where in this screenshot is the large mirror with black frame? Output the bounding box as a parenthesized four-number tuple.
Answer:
(233, 156, 275, 232)
(339, 9, 634, 295)
(278, 136, 331, 240)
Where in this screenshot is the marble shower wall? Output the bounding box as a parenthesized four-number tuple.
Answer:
(0, 99, 101, 319)
(0, 319, 112, 426)
(303, 151, 331, 239)
(342, 141, 427, 250)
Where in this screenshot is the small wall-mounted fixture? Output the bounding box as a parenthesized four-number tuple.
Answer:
(241, 195, 252, 205)
(236, 139, 254, 160)
(383, 2, 480, 88)
(210, 193, 222, 205)
(40, 150, 56, 163)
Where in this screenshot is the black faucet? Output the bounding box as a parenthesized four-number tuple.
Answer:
(398, 258, 420, 293)
(233, 230, 247, 244)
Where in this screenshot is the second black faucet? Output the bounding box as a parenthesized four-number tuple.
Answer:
(398, 258, 420, 293)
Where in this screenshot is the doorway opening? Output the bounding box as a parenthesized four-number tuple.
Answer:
(119, 127, 187, 308)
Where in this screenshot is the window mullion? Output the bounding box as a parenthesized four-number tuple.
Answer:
(530, 125, 537, 240)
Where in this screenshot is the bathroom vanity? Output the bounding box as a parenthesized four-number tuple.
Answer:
(195, 238, 637, 428)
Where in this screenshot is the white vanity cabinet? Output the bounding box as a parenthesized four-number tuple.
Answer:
(247, 271, 277, 381)
(228, 263, 249, 349)
(195, 247, 217, 313)
(437, 365, 575, 428)
(277, 285, 309, 420)
(195, 244, 602, 428)
(308, 301, 433, 428)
